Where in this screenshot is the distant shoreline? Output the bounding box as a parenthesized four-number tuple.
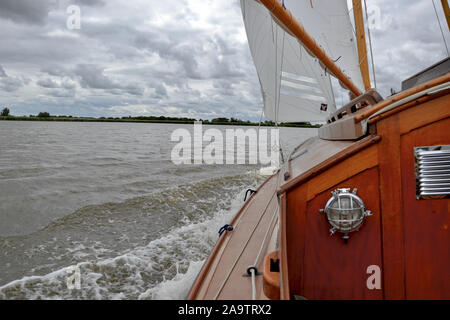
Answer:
(0, 116, 321, 128)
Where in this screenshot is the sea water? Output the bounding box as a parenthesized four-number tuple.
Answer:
(0, 121, 316, 299)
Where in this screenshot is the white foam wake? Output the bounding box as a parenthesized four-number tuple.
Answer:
(0, 183, 255, 300)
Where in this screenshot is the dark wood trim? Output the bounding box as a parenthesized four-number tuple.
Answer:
(285, 184, 308, 296)
(377, 114, 406, 299)
(355, 73, 450, 123)
(279, 193, 290, 300)
(368, 89, 450, 125)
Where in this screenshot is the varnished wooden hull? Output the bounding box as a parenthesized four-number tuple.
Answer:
(281, 91, 450, 300)
(188, 81, 450, 300)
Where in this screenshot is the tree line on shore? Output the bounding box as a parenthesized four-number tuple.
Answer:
(0, 108, 320, 128)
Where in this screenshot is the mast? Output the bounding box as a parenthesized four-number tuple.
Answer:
(442, 0, 450, 31)
(258, 0, 363, 98)
(352, 0, 371, 91)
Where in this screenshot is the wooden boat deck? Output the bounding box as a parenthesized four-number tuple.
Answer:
(187, 171, 281, 300)
(281, 137, 353, 189)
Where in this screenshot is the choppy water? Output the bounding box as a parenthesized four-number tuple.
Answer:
(0, 121, 316, 299)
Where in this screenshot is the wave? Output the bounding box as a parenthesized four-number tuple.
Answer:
(0, 172, 265, 299)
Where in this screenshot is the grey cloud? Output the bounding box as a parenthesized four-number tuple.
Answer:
(0, 0, 446, 120)
(37, 78, 60, 88)
(41, 66, 72, 77)
(72, 0, 105, 6)
(35, 77, 78, 98)
(74, 64, 144, 96)
(75, 64, 116, 89)
(367, 0, 448, 97)
(0, 0, 53, 25)
(0, 65, 7, 78)
(153, 84, 168, 99)
(0, 77, 28, 92)
(133, 28, 246, 81)
(0, 65, 29, 92)
(62, 80, 77, 90)
(134, 31, 203, 79)
(213, 80, 234, 96)
(47, 88, 76, 98)
(118, 85, 145, 96)
(211, 34, 238, 56)
(210, 58, 245, 79)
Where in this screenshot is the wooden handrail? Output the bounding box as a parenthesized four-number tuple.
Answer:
(354, 73, 450, 123)
(326, 89, 383, 123)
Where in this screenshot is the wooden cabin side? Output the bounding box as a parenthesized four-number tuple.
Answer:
(377, 92, 449, 299)
(276, 91, 450, 300)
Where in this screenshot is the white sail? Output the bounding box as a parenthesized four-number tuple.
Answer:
(241, 0, 364, 122)
(288, 0, 365, 91)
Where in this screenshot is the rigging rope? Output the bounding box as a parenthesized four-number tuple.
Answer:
(432, 0, 450, 56)
(364, 0, 377, 89)
(253, 205, 279, 271)
(275, 28, 286, 165)
(250, 268, 257, 300)
(249, 205, 279, 300)
(324, 56, 342, 76)
(257, 84, 264, 136)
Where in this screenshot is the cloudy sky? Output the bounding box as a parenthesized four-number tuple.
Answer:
(0, 0, 448, 120)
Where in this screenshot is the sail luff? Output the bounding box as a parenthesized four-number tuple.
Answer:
(258, 0, 363, 98)
(352, 0, 371, 91)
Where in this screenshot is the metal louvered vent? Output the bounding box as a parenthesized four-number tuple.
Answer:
(415, 145, 450, 200)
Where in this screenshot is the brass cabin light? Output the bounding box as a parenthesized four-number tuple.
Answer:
(319, 188, 372, 241)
